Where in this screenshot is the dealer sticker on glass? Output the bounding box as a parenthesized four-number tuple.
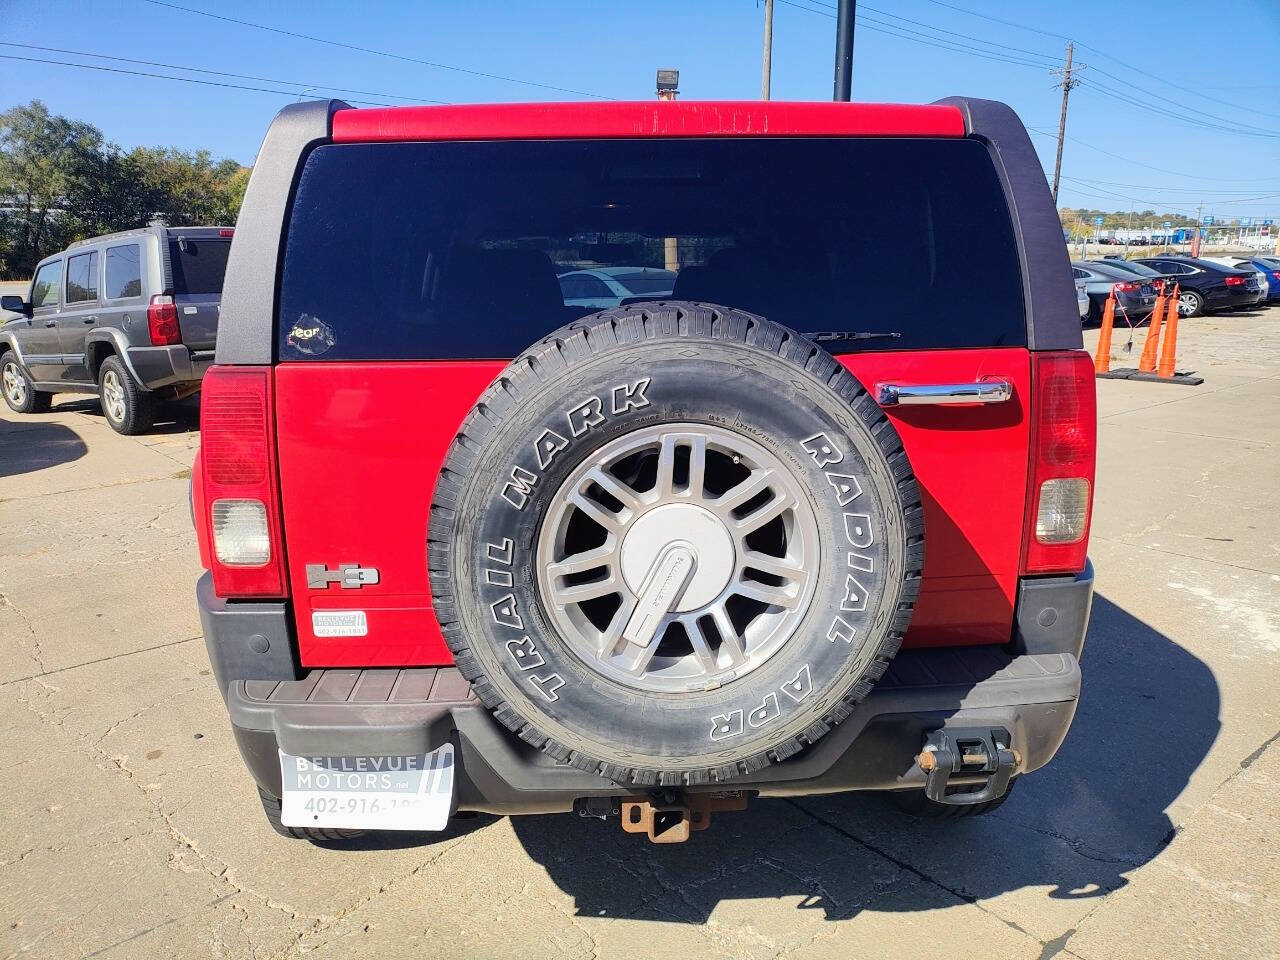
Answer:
(279, 743, 454, 831)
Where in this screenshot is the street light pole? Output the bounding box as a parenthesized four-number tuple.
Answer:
(833, 0, 854, 101)
(761, 0, 774, 100)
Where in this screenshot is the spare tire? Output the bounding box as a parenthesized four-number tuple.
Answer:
(429, 303, 923, 786)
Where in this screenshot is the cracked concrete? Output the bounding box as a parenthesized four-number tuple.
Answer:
(3, 309, 1280, 959)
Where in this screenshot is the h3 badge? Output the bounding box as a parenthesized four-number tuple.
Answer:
(306, 563, 380, 589)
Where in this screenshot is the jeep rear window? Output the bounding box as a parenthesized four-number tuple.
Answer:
(168, 238, 231, 296)
(278, 138, 1024, 360)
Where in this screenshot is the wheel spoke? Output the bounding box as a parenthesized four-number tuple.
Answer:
(547, 571, 622, 607)
(567, 487, 627, 534)
(680, 615, 721, 674)
(741, 551, 806, 583)
(708, 604, 747, 666)
(654, 433, 678, 497)
(715, 468, 776, 513)
(546, 541, 619, 579)
(685, 434, 707, 498)
(584, 467, 643, 513)
(733, 491, 797, 534)
(732, 578, 802, 609)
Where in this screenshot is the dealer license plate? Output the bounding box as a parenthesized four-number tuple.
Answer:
(279, 743, 454, 831)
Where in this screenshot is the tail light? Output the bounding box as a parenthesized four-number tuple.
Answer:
(147, 294, 181, 345)
(1115, 282, 1138, 293)
(1224, 275, 1246, 287)
(199, 366, 288, 597)
(218, 228, 235, 238)
(1271, 271, 1280, 283)
(1021, 352, 1096, 575)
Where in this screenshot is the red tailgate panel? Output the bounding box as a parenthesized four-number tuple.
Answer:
(839, 348, 1032, 647)
(278, 348, 1029, 667)
(275, 361, 505, 667)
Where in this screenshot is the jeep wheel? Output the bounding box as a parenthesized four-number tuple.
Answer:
(2, 357, 52, 414)
(429, 303, 924, 785)
(98, 355, 155, 435)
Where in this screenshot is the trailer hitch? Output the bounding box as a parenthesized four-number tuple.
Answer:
(916, 727, 1019, 806)
(618, 791, 749, 843)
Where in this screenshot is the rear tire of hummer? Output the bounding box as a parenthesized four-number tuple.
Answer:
(429, 302, 925, 786)
(258, 788, 366, 841)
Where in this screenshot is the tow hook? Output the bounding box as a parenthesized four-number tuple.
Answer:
(916, 728, 1020, 806)
(618, 791, 749, 843)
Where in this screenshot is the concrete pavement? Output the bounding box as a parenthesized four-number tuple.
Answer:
(2, 308, 1278, 959)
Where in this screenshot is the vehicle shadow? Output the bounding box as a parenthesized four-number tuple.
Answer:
(0, 417, 88, 477)
(56, 394, 201, 435)
(507, 593, 1219, 923)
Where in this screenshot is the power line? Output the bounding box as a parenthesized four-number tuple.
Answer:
(0, 53, 393, 106)
(1078, 78, 1280, 139)
(138, 0, 611, 101)
(1064, 175, 1280, 195)
(0, 42, 448, 105)
(1025, 127, 1279, 184)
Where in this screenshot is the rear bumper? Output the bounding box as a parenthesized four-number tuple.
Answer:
(199, 562, 1093, 815)
(126, 345, 214, 389)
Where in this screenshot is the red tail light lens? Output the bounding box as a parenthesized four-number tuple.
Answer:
(218, 228, 235, 238)
(199, 366, 288, 597)
(147, 294, 181, 345)
(1224, 275, 1246, 287)
(1022, 352, 1096, 575)
(1271, 271, 1280, 282)
(1115, 281, 1138, 293)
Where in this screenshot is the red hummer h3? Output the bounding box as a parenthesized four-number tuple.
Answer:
(193, 98, 1095, 842)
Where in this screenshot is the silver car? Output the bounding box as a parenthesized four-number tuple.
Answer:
(1072, 260, 1159, 325)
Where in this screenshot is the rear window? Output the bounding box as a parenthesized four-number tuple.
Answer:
(168, 238, 230, 296)
(279, 138, 1024, 360)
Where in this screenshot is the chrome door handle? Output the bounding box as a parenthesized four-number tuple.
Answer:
(875, 379, 1013, 406)
(82, 316, 96, 324)
(44, 319, 57, 327)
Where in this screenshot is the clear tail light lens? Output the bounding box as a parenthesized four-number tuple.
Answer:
(1022, 352, 1097, 574)
(211, 499, 271, 565)
(1034, 478, 1091, 543)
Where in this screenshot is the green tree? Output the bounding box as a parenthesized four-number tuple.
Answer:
(0, 100, 103, 277)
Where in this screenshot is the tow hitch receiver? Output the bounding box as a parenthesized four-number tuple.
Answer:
(620, 792, 749, 843)
(916, 728, 1019, 806)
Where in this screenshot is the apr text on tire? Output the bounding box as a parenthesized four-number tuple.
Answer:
(429, 303, 924, 786)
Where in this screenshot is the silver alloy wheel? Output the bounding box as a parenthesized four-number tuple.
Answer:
(2, 362, 26, 407)
(536, 423, 821, 694)
(1178, 291, 1199, 316)
(101, 369, 126, 423)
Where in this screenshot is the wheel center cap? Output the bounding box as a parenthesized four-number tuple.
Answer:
(620, 503, 736, 613)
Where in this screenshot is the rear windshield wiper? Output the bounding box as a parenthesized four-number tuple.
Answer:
(802, 331, 902, 343)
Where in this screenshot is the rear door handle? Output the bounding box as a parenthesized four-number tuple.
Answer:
(82, 316, 97, 324)
(44, 320, 57, 327)
(875, 379, 1012, 406)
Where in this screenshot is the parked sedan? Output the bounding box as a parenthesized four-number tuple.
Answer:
(1216, 256, 1280, 304)
(1072, 260, 1159, 325)
(557, 266, 676, 309)
(1132, 255, 1263, 316)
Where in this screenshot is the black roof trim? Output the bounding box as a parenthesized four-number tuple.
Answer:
(216, 99, 348, 365)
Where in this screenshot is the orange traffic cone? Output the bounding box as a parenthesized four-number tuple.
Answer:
(1157, 283, 1181, 378)
(1137, 284, 1164, 373)
(1094, 291, 1116, 373)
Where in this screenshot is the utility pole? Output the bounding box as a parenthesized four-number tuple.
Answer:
(1050, 42, 1083, 205)
(761, 0, 774, 100)
(833, 0, 854, 101)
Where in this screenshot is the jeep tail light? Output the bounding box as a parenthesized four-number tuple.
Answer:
(1022, 351, 1096, 575)
(147, 294, 181, 345)
(199, 366, 288, 597)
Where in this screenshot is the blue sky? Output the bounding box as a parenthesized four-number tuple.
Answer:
(2, 0, 1279, 221)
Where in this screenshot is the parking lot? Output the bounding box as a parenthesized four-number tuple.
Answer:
(2, 306, 1278, 960)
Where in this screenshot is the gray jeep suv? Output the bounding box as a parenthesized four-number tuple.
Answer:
(1, 225, 231, 434)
